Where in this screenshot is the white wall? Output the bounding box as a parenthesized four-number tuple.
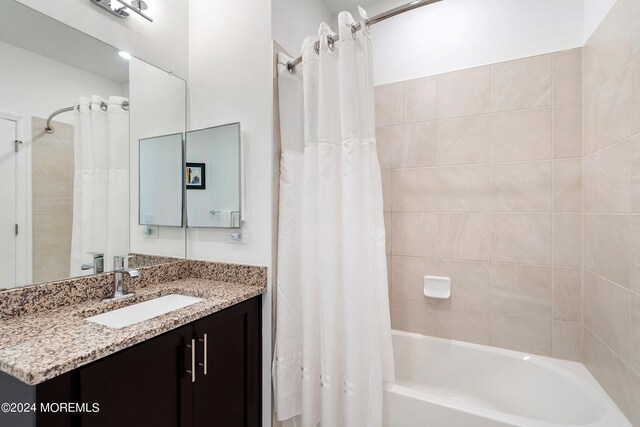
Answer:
(0, 41, 126, 123)
(129, 57, 187, 258)
(188, 1, 273, 425)
(272, 0, 333, 56)
(188, 0, 273, 271)
(583, 0, 617, 42)
(358, 0, 585, 84)
(15, 0, 189, 79)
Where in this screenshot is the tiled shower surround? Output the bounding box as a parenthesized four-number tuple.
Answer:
(31, 118, 74, 283)
(376, 1, 640, 423)
(582, 0, 640, 423)
(376, 47, 583, 361)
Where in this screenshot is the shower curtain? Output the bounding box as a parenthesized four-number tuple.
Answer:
(274, 8, 394, 427)
(70, 96, 130, 276)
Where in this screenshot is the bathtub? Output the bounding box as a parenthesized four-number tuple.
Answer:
(383, 330, 630, 427)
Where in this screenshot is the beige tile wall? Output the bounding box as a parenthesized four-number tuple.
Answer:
(31, 118, 74, 283)
(376, 48, 583, 361)
(582, 0, 640, 424)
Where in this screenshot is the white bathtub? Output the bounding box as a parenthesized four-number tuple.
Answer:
(383, 331, 630, 427)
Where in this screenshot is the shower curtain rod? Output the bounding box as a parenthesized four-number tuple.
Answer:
(45, 99, 130, 134)
(285, 0, 442, 72)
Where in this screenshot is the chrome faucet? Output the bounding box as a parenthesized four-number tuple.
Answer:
(109, 255, 139, 300)
(81, 252, 104, 274)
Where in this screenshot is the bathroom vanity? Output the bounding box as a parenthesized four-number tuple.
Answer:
(0, 260, 266, 427)
(7, 298, 261, 427)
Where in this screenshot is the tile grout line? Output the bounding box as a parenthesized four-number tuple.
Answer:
(384, 157, 582, 171)
(379, 104, 563, 131)
(583, 130, 640, 158)
(388, 254, 581, 270)
(551, 52, 556, 356)
(489, 60, 495, 345)
(580, 44, 587, 363)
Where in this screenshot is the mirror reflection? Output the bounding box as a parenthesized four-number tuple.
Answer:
(69, 96, 131, 277)
(185, 123, 242, 228)
(0, 1, 186, 289)
(139, 133, 183, 227)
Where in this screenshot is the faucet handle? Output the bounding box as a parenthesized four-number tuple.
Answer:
(113, 255, 134, 269)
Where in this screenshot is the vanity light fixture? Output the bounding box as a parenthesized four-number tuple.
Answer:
(90, 0, 153, 22)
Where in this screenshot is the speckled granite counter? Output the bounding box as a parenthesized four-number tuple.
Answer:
(0, 260, 267, 385)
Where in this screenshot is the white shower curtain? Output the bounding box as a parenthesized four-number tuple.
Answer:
(274, 8, 394, 427)
(70, 95, 130, 276)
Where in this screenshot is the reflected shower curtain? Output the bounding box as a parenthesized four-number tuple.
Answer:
(70, 96, 130, 276)
(274, 8, 394, 427)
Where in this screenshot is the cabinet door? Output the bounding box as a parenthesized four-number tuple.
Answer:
(79, 324, 194, 427)
(193, 297, 261, 427)
(36, 372, 77, 427)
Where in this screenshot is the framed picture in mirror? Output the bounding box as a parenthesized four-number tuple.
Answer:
(186, 162, 206, 190)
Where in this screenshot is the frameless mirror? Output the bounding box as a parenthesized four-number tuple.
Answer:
(185, 123, 242, 228)
(0, 0, 186, 289)
(139, 133, 183, 227)
(129, 57, 187, 261)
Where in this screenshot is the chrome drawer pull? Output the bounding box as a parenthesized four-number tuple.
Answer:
(186, 339, 196, 382)
(198, 334, 208, 375)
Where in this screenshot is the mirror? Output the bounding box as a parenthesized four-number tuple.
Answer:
(0, 1, 187, 289)
(129, 57, 187, 261)
(186, 123, 242, 228)
(139, 133, 184, 227)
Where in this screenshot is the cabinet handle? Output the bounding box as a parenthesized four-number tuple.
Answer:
(186, 339, 196, 383)
(198, 334, 208, 375)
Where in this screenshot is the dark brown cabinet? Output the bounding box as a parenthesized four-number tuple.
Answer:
(79, 324, 194, 427)
(0, 296, 262, 427)
(193, 300, 261, 427)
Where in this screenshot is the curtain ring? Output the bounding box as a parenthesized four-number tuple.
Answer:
(286, 62, 296, 74)
(122, 100, 130, 111)
(100, 101, 108, 111)
(351, 24, 358, 40)
(314, 40, 320, 55)
(364, 18, 371, 33)
(327, 35, 335, 51)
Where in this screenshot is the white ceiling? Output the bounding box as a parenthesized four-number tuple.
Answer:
(0, 1, 129, 83)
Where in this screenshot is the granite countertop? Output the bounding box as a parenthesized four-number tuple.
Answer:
(0, 277, 265, 385)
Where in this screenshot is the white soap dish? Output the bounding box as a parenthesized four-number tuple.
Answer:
(423, 275, 451, 299)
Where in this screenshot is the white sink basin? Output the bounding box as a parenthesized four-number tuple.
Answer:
(85, 294, 205, 329)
